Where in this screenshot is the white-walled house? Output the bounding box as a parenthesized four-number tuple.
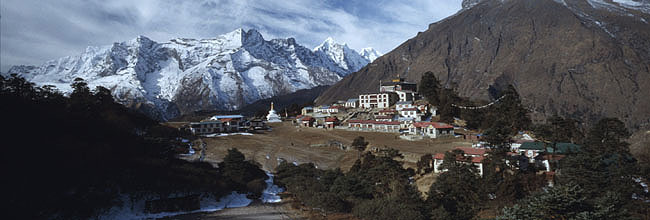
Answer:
(409, 122, 454, 138)
(189, 120, 224, 134)
(395, 90, 416, 102)
(433, 147, 488, 176)
(395, 101, 414, 111)
(399, 107, 421, 120)
(345, 99, 359, 108)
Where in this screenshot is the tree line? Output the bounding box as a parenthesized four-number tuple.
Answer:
(1, 75, 267, 219)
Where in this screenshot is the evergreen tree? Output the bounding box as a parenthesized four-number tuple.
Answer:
(488, 85, 531, 131)
(352, 136, 369, 159)
(498, 183, 635, 220)
(556, 118, 643, 218)
(438, 88, 461, 124)
(419, 71, 441, 106)
(427, 149, 482, 220)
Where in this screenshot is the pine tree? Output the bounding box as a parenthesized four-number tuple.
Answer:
(352, 136, 369, 159)
(419, 71, 440, 106)
(427, 149, 482, 220)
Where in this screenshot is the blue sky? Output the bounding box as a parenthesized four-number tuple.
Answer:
(0, 0, 462, 72)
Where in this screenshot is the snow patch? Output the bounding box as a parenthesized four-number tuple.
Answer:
(613, 0, 650, 13)
(95, 171, 287, 220)
(204, 132, 254, 137)
(261, 172, 284, 203)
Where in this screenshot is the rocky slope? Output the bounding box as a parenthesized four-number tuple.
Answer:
(6, 29, 377, 120)
(316, 0, 650, 129)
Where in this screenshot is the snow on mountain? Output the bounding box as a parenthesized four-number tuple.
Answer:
(360, 47, 382, 62)
(313, 37, 372, 74)
(5, 29, 373, 120)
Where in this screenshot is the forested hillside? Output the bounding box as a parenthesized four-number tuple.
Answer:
(0, 75, 267, 219)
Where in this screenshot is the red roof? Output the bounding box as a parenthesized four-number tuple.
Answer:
(301, 116, 314, 121)
(434, 153, 445, 160)
(471, 156, 485, 163)
(455, 147, 488, 156)
(375, 115, 393, 119)
(372, 121, 400, 125)
(325, 117, 338, 122)
(412, 122, 434, 128)
(220, 118, 233, 122)
(379, 109, 397, 113)
(400, 108, 418, 111)
(348, 120, 399, 125)
(432, 122, 454, 129)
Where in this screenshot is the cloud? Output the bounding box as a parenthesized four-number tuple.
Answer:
(0, 0, 462, 72)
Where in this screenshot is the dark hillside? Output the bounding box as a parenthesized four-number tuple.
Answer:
(0, 75, 266, 219)
(316, 0, 650, 130)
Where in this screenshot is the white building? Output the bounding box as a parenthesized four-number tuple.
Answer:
(210, 115, 245, 132)
(189, 120, 223, 135)
(395, 90, 416, 102)
(345, 99, 359, 108)
(408, 122, 454, 138)
(395, 101, 414, 111)
(399, 107, 421, 121)
(433, 147, 487, 176)
(358, 93, 396, 109)
(314, 105, 339, 114)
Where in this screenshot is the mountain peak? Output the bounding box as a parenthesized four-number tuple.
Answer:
(360, 48, 382, 62)
(315, 37, 347, 51)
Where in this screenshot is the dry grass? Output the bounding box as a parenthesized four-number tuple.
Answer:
(188, 121, 471, 173)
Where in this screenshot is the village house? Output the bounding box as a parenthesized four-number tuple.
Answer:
(358, 93, 397, 109)
(408, 122, 454, 138)
(189, 120, 224, 135)
(301, 106, 314, 115)
(211, 115, 245, 132)
(433, 147, 488, 176)
(377, 109, 398, 116)
(247, 119, 267, 130)
(518, 142, 580, 161)
(395, 90, 416, 102)
(345, 98, 359, 108)
(395, 101, 414, 111)
(300, 116, 315, 127)
(375, 115, 394, 122)
(399, 107, 422, 121)
(347, 119, 400, 132)
(314, 105, 339, 114)
(325, 117, 339, 129)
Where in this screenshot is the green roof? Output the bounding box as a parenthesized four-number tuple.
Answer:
(519, 142, 580, 154)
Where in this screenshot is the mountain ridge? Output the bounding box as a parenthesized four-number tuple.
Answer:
(6, 28, 377, 120)
(316, 0, 650, 130)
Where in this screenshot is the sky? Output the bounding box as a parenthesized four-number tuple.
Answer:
(0, 0, 462, 72)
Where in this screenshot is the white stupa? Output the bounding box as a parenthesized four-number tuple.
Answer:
(266, 102, 282, 123)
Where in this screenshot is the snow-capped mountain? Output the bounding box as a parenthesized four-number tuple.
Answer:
(313, 37, 376, 74)
(360, 48, 382, 62)
(6, 29, 375, 120)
